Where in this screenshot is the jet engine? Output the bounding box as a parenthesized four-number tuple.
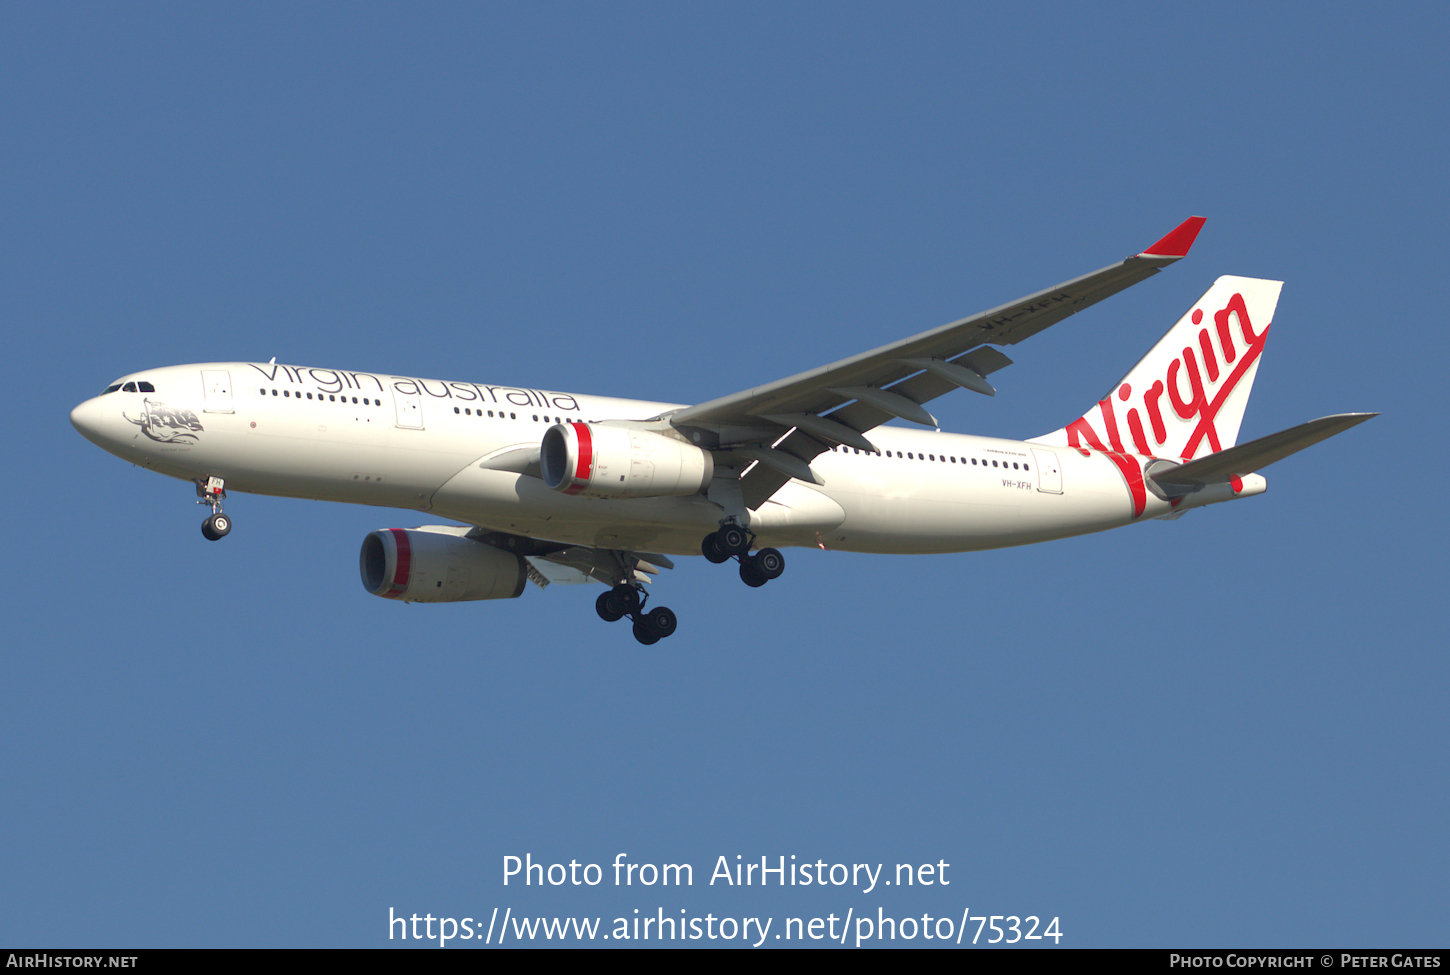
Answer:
(360, 527, 527, 602)
(540, 422, 713, 498)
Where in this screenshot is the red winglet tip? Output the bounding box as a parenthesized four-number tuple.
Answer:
(1140, 216, 1206, 259)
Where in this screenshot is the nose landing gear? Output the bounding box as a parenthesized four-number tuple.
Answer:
(595, 584, 679, 645)
(196, 477, 232, 541)
(703, 524, 785, 588)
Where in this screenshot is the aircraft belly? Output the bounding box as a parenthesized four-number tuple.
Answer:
(430, 465, 725, 555)
(749, 482, 848, 547)
(226, 420, 474, 509)
(817, 449, 1134, 554)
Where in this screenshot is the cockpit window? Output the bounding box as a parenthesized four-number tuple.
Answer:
(137, 381, 155, 392)
(102, 384, 123, 394)
(122, 382, 138, 392)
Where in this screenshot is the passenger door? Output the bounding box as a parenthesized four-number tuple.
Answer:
(201, 370, 233, 414)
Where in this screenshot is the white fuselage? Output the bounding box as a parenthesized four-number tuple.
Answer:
(71, 362, 1261, 556)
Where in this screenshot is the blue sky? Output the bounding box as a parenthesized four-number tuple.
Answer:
(4, 3, 1445, 948)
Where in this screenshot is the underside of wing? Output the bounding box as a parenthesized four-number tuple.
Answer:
(666, 217, 1207, 508)
(467, 527, 673, 588)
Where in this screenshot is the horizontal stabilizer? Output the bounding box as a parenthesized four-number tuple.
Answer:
(1150, 413, 1378, 486)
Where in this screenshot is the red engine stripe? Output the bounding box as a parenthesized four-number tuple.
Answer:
(383, 528, 412, 598)
(570, 422, 593, 491)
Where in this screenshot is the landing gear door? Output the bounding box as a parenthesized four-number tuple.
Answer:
(201, 369, 234, 414)
(394, 389, 424, 429)
(1032, 448, 1062, 494)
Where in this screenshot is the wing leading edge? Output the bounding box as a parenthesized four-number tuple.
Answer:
(666, 217, 1207, 508)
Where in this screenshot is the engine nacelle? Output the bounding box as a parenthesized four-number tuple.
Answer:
(359, 528, 527, 602)
(540, 422, 713, 498)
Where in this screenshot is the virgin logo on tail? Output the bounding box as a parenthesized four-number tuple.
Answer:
(1037, 276, 1282, 518)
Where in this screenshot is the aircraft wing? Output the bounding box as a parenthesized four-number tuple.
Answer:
(466, 528, 673, 588)
(666, 217, 1207, 508)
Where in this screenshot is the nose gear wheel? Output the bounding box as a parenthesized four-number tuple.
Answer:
(195, 477, 233, 541)
(201, 512, 231, 540)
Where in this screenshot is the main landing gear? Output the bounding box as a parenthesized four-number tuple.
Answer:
(595, 584, 679, 646)
(196, 476, 232, 541)
(702, 525, 785, 588)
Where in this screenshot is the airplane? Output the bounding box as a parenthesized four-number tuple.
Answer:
(70, 217, 1376, 644)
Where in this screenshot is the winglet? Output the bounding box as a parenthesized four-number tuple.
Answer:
(1140, 216, 1206, 259)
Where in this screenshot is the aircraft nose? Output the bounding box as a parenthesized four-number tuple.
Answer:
(70, 396, 112, 447)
